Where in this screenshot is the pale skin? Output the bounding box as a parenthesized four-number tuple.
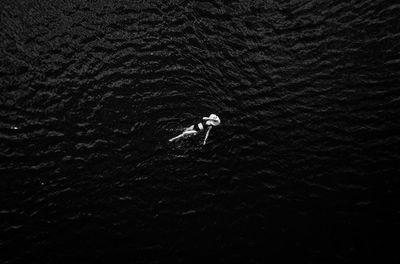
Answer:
(169, 115, 220, 145)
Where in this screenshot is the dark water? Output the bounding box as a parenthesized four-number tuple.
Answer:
(1, 0, 400, 263)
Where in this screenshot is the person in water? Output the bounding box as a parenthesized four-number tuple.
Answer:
(169, 114, 221, 145)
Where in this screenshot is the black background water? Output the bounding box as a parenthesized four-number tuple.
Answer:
(1, 0, 400, 263)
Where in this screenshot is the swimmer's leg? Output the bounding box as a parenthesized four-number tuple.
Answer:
(184, 125, 195, 131)
(169, 133, 185, 142)
(169, 129, 198, 142)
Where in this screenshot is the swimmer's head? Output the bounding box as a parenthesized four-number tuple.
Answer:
(204, 114, 221, 126)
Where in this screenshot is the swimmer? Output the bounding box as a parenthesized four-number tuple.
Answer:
(169, 114, 221, 145)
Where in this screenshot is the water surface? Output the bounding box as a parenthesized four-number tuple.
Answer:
(1, 0, 400, 263)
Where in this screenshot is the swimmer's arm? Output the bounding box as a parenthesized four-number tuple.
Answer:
(203, 126, 212, 145)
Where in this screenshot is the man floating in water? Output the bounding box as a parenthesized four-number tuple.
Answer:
(169, 114, 221, 145)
